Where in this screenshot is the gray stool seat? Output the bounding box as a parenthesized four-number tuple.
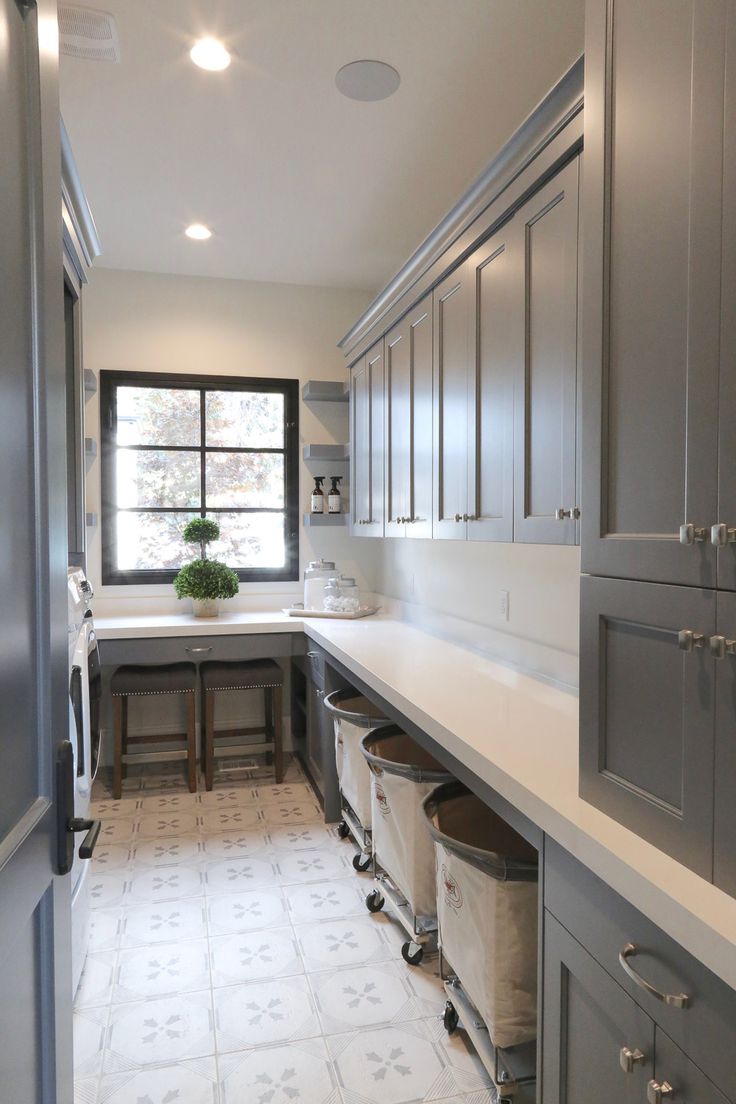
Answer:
(200, 659, 284, 789)
(111, 662, 197, 696)
(111, 662, 197, 798)
(200, 658, 283, 691)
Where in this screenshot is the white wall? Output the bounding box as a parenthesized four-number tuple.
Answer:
(82, 266, 380, 609)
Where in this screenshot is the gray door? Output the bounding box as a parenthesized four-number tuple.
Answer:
(579, 575, 716, 878)
(582, 0, 727, 585)
(433, 264, 471, 540)
(543, 912, 653, 1104)
(714, 590, 736, 896)
(1, 2, 73, 1101)
(350, 342, 384, 538)
(467, 224, 515, 543)
(513, 157, 579, 545)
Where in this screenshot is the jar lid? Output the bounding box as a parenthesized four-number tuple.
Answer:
(306, 559, 336, 571)
(340, 577, 357, 586)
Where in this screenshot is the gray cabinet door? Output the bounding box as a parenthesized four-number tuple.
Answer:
(513, 158, 580, 545)
(714, 590, 736, 896)
(433, 265, 471, 540)
(582, 0, 727, 585)
(653, 1029, 730, 1104)
(716, 9, 736, 591)
(385, 296, 433, 539)
(350, 340, 384, 537)
(580, 575, 716, 877)
(543, 912, 653, 1104)
(467, 225, 515, 543)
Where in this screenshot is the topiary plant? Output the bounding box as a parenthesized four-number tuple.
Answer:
(173, 558, 239, 601)
(182, 516, 221, 560)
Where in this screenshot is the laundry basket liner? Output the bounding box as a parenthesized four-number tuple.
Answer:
(423, 779, 538, 1050)
(324, 690, 388, 830)
(361, 725, 455, 920)
(423, 781, 538, 882)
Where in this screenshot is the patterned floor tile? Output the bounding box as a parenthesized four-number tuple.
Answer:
(267, 824, 339, 851)
(310, 962, 415, 1034)
(197, 786, 256, 809)
(88, 909, 123, 953)
(88, 871, 129, 911)
(127, 863, 205, 904)
(137, 811, 200, 838)
(219, 1038, 340, 1104)
(276, 848, 353, 885)
(132, 834, 203, 868)
(206, 887, 288, 935)
(114, 938, 211, 1002)
(104, 991, 214, 1072)
(121, 899, 208, 947)
(139, 792, 197, 814)
(210, 927, 303, 987)
(97, 1057, 219, 1104)
(285, 878, 369, 925)
(199, 805, 263, 832)
(73, 1007, 109, 1081)
(200, 828, 271, 860)
(98, 818, 138, 846)
(328, 1021, 451, 1104)
(204, 854, 280, 893)
(90, 796, 141, 820)
(254, 782, 315, 805)
(260, 800, 323, 827)
(296, 917, 397, 972)
(91, 843, 134, 873)
(214, 974, 321, 1051)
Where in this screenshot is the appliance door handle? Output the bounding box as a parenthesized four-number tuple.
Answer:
(619, 944, 689, 1008)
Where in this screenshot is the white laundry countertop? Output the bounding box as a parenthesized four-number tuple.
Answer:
(93, 607, 736, 989)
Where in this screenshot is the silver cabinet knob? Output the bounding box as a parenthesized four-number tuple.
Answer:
(556, 507, 581, 520)
(711, 523, 736, 546)
(679, 522, 707, 544)
(647, 1081, 674, 1104)
(678, 630, 705, 652)
(709, 635, 736, 659)
(619, 1046, 646, 1074)
(462, 513, 476, 522)
(454, 513, 462, 523)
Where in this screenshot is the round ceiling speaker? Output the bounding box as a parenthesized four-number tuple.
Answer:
(335, 60, 401, 102)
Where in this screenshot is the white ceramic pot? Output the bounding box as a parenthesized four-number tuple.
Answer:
(191, 598, 219, 618)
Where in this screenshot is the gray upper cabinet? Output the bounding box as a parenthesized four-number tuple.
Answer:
(467, 224, 515, 543)
(513, 157, 580, 545)
(582, 0, 728, 586)
(385, 295, 433, 539)
(433, 265, 471, 539)
(580, 574, 716, 877)
(350, 340, 384, 537)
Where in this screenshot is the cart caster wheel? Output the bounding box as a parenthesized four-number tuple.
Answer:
(336, 820, 350, 839)
(401, 941, 424, 966)
(352, 852, 371, 872)
(443, 1000, 459, 1034)
(365, 889, 385, 912)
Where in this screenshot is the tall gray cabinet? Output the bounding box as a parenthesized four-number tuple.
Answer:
(580, 0, 736, 887)
(350, 340, 384, 537)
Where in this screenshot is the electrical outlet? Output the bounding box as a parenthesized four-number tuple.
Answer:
(499, 589, 510, 621)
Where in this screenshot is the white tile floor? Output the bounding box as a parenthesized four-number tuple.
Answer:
(74, 756, 496, 1104)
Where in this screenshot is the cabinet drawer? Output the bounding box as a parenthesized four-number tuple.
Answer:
(545, 839, 736, 1101)
(654, 1028, 731, 1104)
(99, 632, 297, 668)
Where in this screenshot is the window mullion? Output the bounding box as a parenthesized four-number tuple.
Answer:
(200, 389, 206, 517)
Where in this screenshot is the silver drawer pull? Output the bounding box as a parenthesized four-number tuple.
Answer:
(307, 651, 320, 660)
(710, 635, 736, 660)
(555, 506, 581, 520)
(619, 1046, 646, 1074)
(677, 630, 705, 653)
(185, 646, 212, 655)
(619, 944, 689, 1008)
(647, 1080, 674, 1103)
(679, 522, 706, 545)
(711, 522, 736, 547)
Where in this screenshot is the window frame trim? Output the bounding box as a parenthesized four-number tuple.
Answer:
(100, 369, 300, 586)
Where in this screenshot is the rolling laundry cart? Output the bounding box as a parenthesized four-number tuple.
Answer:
(323, 689, 388, 871)
(360, 725, 454, 964)
(424, 781, 539, 1102)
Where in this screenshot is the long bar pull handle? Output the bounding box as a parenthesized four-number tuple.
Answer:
(619, 944, 689, 1008)
(679, 523, 707, 544)
(677, 630, 705, 653)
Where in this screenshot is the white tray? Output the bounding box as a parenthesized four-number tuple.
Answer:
(283, 606, 379, 620)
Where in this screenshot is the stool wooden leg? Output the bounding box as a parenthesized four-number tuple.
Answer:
(185, 691, 197, 793)
(112, 695, 124, 799)
(272, 685, 284, 784)
(264, 687, 274, 767)
(121, 697, 129, 781)
(204, 689, 215, 791)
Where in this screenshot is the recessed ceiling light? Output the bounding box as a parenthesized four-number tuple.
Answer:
(185, 223, 212, 241)
(190, 37, 230, 72)
(335, 60, 400, 102)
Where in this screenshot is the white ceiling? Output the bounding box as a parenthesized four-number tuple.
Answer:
(60, 0, 584, 292)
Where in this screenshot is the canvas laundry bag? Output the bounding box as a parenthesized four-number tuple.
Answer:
(361, 726, 454, 921)
(424, 780, 538, 1049)
(324, 690, 388, 829)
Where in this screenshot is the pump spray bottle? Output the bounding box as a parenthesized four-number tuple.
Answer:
(328, 475, 343, 515)
(311, 476, 325, 514)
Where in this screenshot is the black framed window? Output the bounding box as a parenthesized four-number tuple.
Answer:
(100, 371, 299, 585)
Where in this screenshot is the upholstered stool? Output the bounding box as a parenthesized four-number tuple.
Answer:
(110, 662, 197, 798)
(200, 659, 284, 790)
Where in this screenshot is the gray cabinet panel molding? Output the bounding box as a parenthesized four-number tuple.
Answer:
(433, 265, 472, 540)
(580, 575, 716, 877)
(350, 340, 384, 538)
(714, 590, 736, 896)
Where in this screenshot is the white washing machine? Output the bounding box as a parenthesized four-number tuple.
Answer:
(68, 566, 101, 993)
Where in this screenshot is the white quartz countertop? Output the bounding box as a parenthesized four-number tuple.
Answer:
(93, 607, 736, 988)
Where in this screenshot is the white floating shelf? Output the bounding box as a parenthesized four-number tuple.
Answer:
(302, 444, 350, 461)
(302, 512, 347, 527)
(301, 380, 349, 403)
